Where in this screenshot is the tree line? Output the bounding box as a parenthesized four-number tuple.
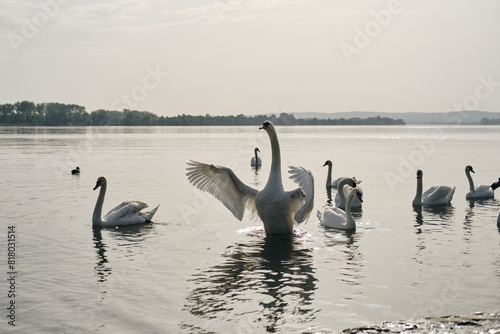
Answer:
(479, 117, 500, 125)
(0, 101, 405, 126)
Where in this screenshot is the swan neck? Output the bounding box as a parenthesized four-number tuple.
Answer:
(337, 179, 350, 201)
(254, 149, 259, 161)
(414, 175, 423, 204)
(326, 163, 332, 185)
(345, 192, 355, 227)
(93, 182, 106, 225)
(466, 170, 475, 192)
(267, 127, 282, 184)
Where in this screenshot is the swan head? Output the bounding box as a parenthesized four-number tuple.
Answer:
(254, 147, 260, 153)
(416, 169, 423, 178)
(322, 160, 332, 167)
(356, 190, 363, 203)
(93, 176, 106, 190)
(259, 120, 274, 131)
(465, 165, 475, 174)
(491, 178, 500, 190)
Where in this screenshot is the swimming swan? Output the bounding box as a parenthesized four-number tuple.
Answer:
(323, 160, 361, 188)
(465, 165, 494, 199)
(186, 121, 314, 235)
(412, 170, 455, 206)
(317, 188, 363, 230)
(251, 147, 262, 167)
(92, 176, 159, 227)
(71, 167, 80, 174)
(334, 177, 362, 209)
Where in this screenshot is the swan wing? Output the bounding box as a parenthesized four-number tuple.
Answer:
(102, 201, 149, 225)
(320, 208, 348, 228)
(476, 184, 494, 197)
(288, 166, 314, 223)
(186, 160, 258, 220)
(422, 186, 455, 204)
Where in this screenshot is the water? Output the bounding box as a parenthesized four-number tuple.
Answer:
(1, 125, 499, 333)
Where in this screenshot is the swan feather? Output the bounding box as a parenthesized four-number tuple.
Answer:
(92, 177, 159, 227)
(288, 165, 314, 223)
(186, 160, 258, 220)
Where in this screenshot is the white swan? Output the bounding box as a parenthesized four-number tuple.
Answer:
(334, 177, 362, 209)
(92, 176, 159, 227)
(186, 120, 314, 235)
(465, 165, 494, 199)
(412, 169, 455, 206)
(317, 188, 363, 230)
(251, 147, 262, 167)
(323, 160, 361, 188)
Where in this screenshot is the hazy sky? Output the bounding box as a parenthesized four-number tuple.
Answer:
(1, 0, 500, 116)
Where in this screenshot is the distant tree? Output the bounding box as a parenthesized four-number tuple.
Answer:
(0, 103, 15, 124)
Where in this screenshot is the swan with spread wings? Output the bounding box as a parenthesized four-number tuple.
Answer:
(186, 121, 314, 235)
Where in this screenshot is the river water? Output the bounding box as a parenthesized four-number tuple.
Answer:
(0, 125, 499, 333)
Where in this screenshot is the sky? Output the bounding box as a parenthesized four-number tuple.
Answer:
(1, 0, 500, 117)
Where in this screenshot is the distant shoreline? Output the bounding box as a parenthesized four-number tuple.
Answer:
(2, 101, 500, 126)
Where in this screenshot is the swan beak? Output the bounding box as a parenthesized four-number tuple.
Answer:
(260, 122, 269, 130)
(357, 193, 363, 202)
(93, 185, 99, 190)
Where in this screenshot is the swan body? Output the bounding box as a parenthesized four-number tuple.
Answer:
(251, 147, 262, 167)
(317, 188, 363, 230)
(412, 170, 455, 206)
(186, 121, 314, 235)
(92, 176, 159, 227)
(465, 165, 494, 199)
(71, 167, 80, 174)
(334, 177, 362, 209)
(323, 160, 361, 188)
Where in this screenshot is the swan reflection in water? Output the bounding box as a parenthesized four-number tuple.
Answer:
(182, 235, 318, 333)
(413, 204, 455, 230)
(92, 224, 155, 302)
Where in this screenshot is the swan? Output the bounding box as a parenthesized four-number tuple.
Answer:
(412, 170, 455, 206)
(465, 165, 494, 199)
(186, 120, 314, 235)
(323, 160, 361, 188)
(92, 176, 159, 227)
(71, 167, 80, 174)
(251, 147, 262, 167)
(334, 177, 362, 209)
(317, 188, 363, 230)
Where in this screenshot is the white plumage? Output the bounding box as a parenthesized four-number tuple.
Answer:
(186, 121, 314, 235)
(465, 165, 494, 199)
(334, 177, 363, 209)
(323, 160, 361, 188)
(412, 170, 455, 206)
(92, 176, 159, 227)
(317, 188, 363, 230)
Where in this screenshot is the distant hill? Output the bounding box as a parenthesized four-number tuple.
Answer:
(292, 111, 500, 124)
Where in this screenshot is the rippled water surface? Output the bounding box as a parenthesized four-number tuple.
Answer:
(1, 125, 499, 333)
